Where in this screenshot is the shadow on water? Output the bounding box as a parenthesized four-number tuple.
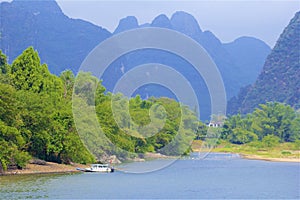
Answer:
(0, 173, 71, 199)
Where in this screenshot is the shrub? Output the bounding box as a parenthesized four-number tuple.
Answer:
(293, 140, 300, 150)
(228, 128, 258, 144)
(281, 151, 292, 155)
(262, 135, 280, 148)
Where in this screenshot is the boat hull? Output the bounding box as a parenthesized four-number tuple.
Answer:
(76, 164, 114, 173)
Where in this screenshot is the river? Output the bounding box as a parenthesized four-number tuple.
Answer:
(0, 153, 299, 199)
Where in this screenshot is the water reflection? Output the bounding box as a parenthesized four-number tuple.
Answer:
(0, 154, 299, 199)
(0, 174, 67, 199)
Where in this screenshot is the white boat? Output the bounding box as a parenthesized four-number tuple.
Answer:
(77, 164, 114, 173)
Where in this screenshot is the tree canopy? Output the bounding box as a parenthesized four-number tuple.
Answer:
(222, 102, 300, 145)
(0, 47, 203, 171)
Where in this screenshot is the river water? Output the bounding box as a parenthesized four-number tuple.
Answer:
(0, 153, 299, 199)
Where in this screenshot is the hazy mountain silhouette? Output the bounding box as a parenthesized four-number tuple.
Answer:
(0, 0, 111, 74)
(0, 1, 272, 119)
(228, 11, 300, 114)
(104, 12, 271, 110)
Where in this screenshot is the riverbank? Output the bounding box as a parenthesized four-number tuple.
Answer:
(1, 153, 176, 176)
(2, 143, 299, 176)
(192, 140, 300, 163)
(240, 154, 300, 163)
(1, 162, 89, 176)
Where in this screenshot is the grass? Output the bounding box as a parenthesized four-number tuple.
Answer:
(192, 140, 300, 159)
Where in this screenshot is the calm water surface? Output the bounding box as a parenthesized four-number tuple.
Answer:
(0, 153, 299, 199)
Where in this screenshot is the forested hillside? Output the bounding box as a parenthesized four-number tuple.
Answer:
(228, 11, 300, 114)
(0, 47, 202, 171)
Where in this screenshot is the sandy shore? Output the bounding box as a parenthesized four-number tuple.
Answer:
(1, 153, 174, 175)
(1, 162, 89, 176)
(144, 152, 176, 159)
(192, 149, 300, 163)
(240, 154, 300, 163)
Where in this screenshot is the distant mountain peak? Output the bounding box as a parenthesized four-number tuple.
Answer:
(170, 11, 202, 36)
(0, 3, 271, 111)
(9, 0, 63, 15)
(151, 14, 172, 29)
(202, 31, 222, 45)
(114, 16, 139, 34)
(0, 0, 111, 75)
(228, 11, 300, 114)
(231, 36, 263, 42)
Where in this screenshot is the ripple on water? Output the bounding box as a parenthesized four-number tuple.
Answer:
(0, 174, 68, 199)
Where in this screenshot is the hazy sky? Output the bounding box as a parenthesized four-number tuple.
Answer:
(2, 0, 300, 47)
(55, 0, 300, 47)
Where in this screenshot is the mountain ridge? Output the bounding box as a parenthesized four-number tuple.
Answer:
(0, 0, 111, 74)
(0, 0, 272, 119)
(228, 11, 300, 114)
(110, 11, 271, 100)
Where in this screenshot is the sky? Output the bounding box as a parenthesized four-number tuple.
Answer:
(1, 0, 300, 47)
(55, 0, 300, 47)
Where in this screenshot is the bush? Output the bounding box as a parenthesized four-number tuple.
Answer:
(281, 151, 292, 155)
(14, 151, 31, 169)
(0, 159, 7, 172)
(248, 141, 264, 149)
(228, 128, 258, 144)
(293, 140, 300, 150)
(262, 135, 280, 148)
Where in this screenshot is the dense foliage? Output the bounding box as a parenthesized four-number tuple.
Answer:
(222, 102, 300, 145)
(0, 47, 202, 171)
(0, 48, 95, 171)
(72, 71, 201, 160)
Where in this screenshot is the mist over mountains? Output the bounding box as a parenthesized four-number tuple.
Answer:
(0, 0, 272, 119)
(108, 12, 270, 98)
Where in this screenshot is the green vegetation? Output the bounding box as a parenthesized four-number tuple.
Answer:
(1, 46, 298, 172)
(206, 102, 300, 158)
(0, 47, 202, 171)
(210, 140, 300, 159)
(73, 72, 200, 160)
(0, 48, 95, 171)
(222, 12, 300, 157)
(222, 102, 300, 144)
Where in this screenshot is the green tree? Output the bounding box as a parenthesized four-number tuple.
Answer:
(252, 102, 296, 142)
(60, 70, 75, 99)
(0, 48, 207, 169)
(10, 47, 45, 92)
(228, 128, 258, 144)
(0, 83, 19, 126)
(290, 117, 300, 142)
(0, 50, 10, 74)
(262, 135, 280, 148)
